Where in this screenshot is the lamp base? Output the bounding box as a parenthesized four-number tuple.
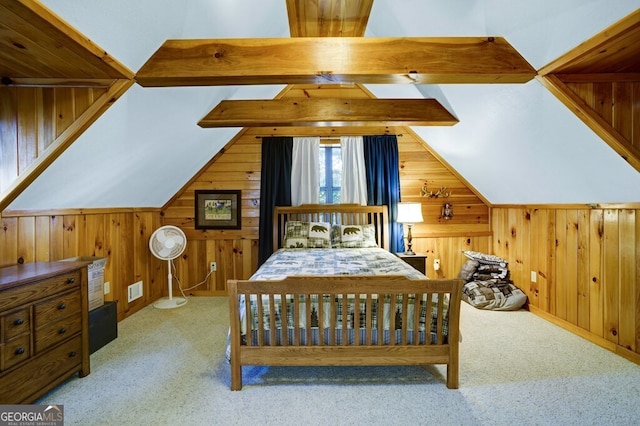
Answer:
(403, 224, 416, 257)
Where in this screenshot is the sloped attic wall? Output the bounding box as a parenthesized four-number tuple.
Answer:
(5, 0, 640, 211)
(364, 0, 640, 204)
(0, 86, 109, 193)
(159, 83, 492, 291)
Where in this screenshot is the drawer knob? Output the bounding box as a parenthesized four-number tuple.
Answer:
(69, 351, 77, 358)
(15, 347, 26, 355)
(13, 318, 25, 326)
(66, 277, 75, 284)
(58, 303, 66, 310)
(58, 327, 67, 334)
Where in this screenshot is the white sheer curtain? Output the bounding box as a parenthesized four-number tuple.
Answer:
(340, 136, 367, 205)
(291, 137, 320, 206)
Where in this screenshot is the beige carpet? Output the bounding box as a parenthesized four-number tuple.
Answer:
(38, 297, 640, 425)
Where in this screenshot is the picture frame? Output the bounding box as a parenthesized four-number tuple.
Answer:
(194, 190, 241, 229)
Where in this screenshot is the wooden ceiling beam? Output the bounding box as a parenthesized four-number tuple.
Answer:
(136, 37, 536, 87)
(286, 0, 374, 37)
(1, 77, 116, 88)
(556, 73, 640, 83)
(0, 0, 134, 81)
(198, 98, 458, 128)
(538, 9, 640, 75)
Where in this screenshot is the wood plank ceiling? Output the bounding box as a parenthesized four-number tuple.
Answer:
(0, 0, 133, 87)
(538, 8, 640, 77)
(0, 0, 134, 212)
(537, 9, 640, 173)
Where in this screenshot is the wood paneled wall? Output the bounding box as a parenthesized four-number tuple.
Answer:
(409, 235, 491, 280)
(492, 207, 640, 363)
(565, 81, 640, 151)
(0, 86, 106, 192)
(397, 129, 490, 235)
(161, 84, 491, 294)
(161, 128, 490, 293)
(0, 210, 164, 321)
(397, 128, 491, 279)
(0, 85, 154, 321)
(161, 135, 261, 296)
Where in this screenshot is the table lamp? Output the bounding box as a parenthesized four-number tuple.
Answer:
(396, 202, 423, 255)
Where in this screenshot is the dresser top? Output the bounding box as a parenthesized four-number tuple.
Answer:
(0, 261, 89, 290)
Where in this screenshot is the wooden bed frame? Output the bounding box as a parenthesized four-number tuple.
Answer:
(227, 204, 463, 390)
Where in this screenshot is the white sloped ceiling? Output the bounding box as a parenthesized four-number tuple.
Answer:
(8, 0, 640, 209)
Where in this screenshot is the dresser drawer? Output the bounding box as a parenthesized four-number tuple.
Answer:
(35, 315, 82, 354)
(0, 335, 82, 404)
(0, 270, 81, 313)
(2, 307, 31, 340)
(1, 334, 31, 371)
(34, 291, 81, 328)
(0, 262, 90, 404)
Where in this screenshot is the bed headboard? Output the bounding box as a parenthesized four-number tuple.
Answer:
(273, 204, 390, 251)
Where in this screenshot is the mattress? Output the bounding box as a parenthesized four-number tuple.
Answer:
(251, 247, 426, 280)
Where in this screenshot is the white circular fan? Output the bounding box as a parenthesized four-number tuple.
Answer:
(149, 225, 187, 309)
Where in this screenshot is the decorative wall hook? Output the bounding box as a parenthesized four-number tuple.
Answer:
(421, 182, 450, 198)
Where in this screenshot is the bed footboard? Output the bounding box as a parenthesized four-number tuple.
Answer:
(228, 276, 463, 390)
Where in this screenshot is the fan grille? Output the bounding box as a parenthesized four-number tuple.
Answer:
(149, 226, 186, 260)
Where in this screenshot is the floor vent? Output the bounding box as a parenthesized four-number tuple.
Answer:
(128, 281, 143, 302)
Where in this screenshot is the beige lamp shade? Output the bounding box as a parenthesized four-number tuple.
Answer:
(396, 202, 423, 224)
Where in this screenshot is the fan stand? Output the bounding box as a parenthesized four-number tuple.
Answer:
(153, 259, 187, 309)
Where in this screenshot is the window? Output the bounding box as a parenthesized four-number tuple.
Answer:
(319, 145, 341, 204)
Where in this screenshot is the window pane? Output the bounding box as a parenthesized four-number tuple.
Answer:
(332, 190, 341, 204)
(332, 147, 342, 186)
(319, 145, 342, 205)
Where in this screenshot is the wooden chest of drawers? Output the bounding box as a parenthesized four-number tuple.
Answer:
(0, 261, 90, 404)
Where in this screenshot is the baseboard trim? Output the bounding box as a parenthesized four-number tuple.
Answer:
(527, 305, 640, 366)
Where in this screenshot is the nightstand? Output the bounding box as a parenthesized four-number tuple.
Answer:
(396, 252, 428, 275)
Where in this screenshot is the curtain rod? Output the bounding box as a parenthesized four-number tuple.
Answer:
(255, 134, 402, 139)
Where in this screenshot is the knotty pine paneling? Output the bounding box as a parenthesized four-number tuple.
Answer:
(163, 125, 490, 294)
(491, 207, 640, 363)
(566, 81, 640, 150)
(410, 235, 491, 279)
(589, 209, 604, 336)
(0, 89, 18, 191)
(0, 210, 162, 322)
(162, 132, 262, 294)
(397, 131, 490, 235)
(0, 86, 104, 194)
(634, 83, 640, 150)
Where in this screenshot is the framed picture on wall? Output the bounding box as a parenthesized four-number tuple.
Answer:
(195, 190, 241, 229)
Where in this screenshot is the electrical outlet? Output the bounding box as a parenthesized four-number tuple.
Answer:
(433, 259, 441, 271)
(210, 262, 217, 272)
(104, 281, 110, 294)
(531, 271, 537, 282)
